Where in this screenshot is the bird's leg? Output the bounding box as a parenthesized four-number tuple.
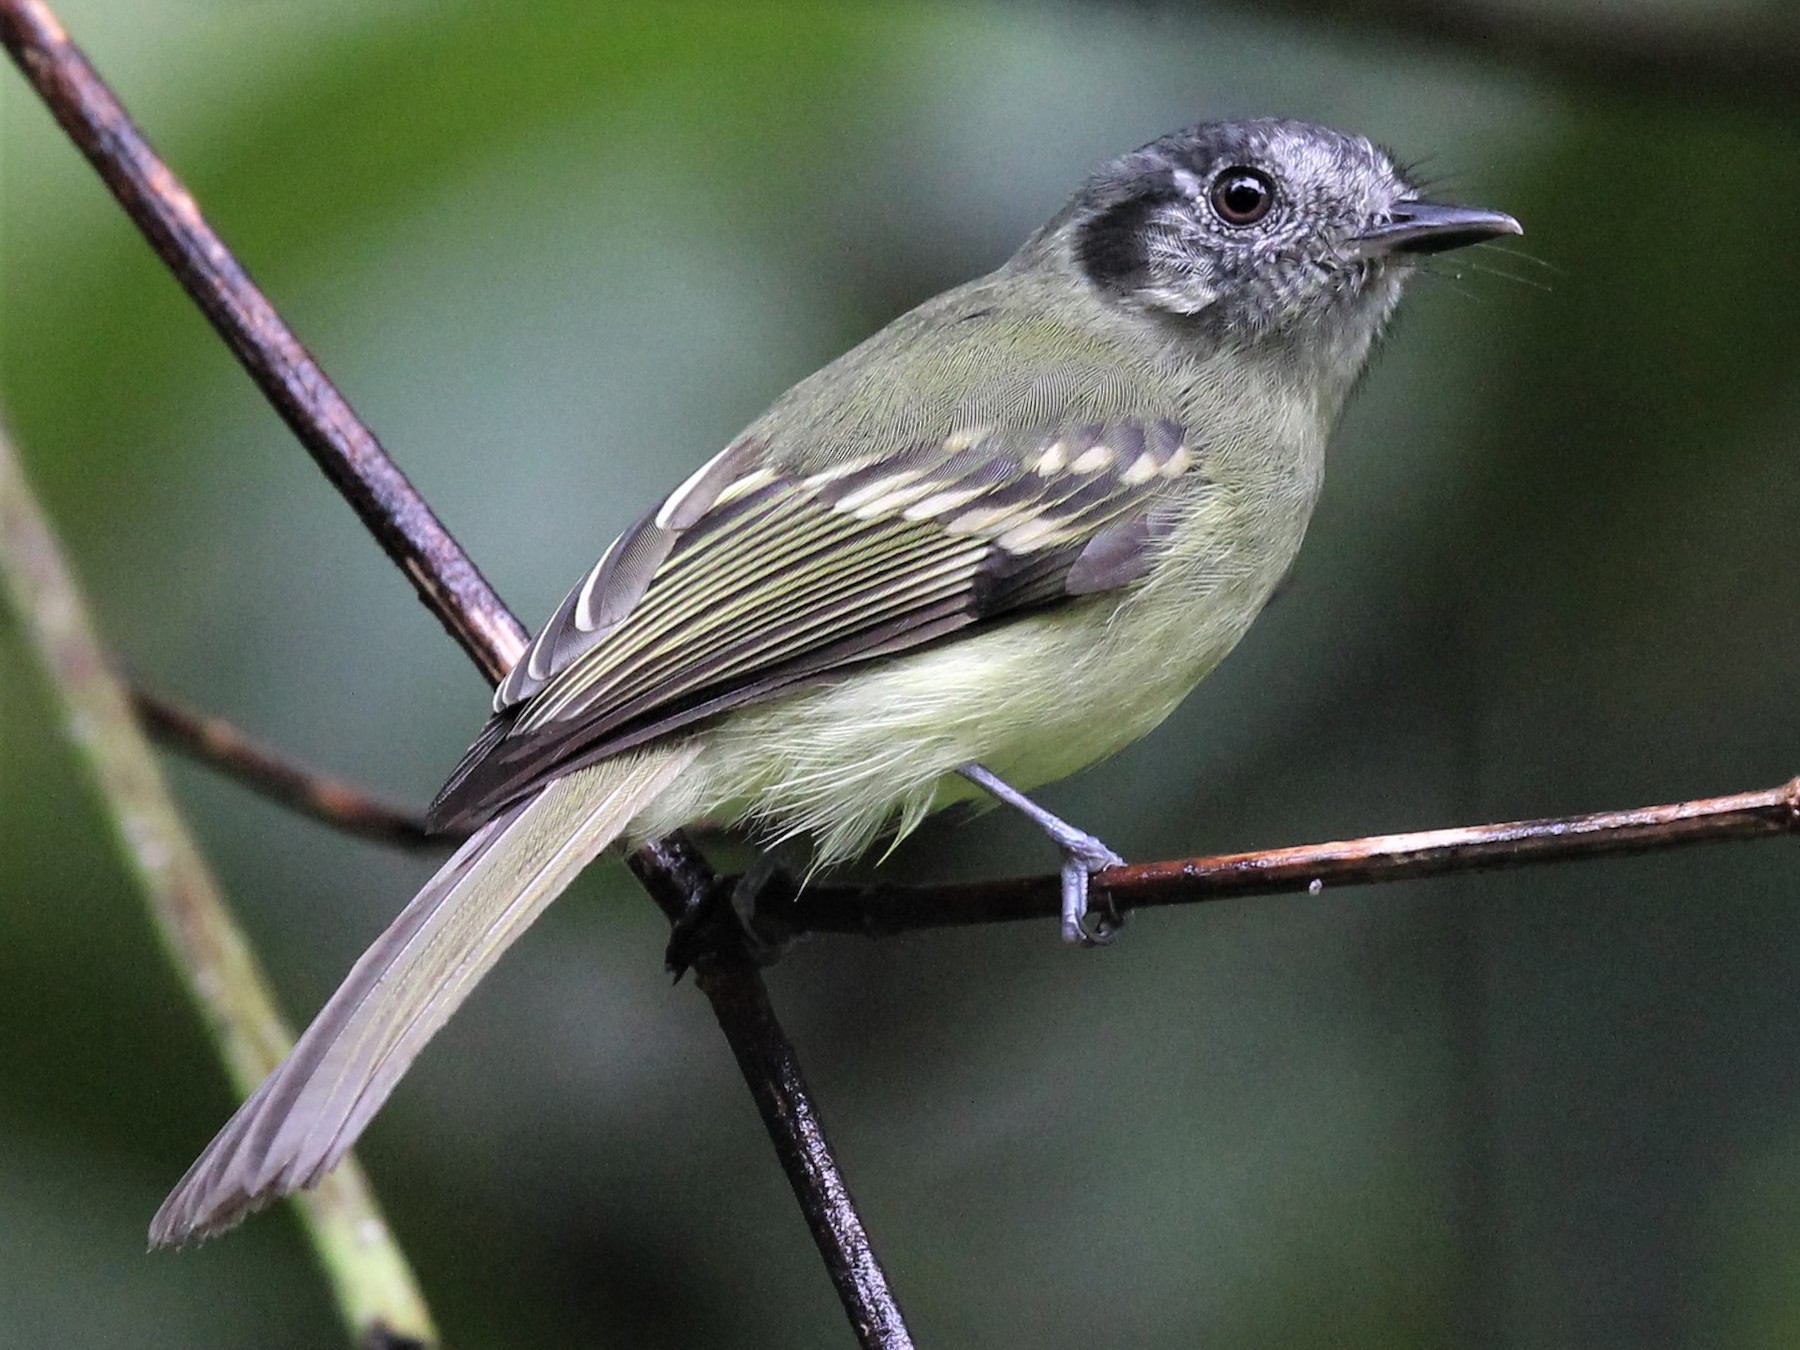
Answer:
(958, 763, 1127, 946)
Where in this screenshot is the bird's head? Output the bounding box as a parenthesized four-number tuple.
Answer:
(1061, 117, 1519, 367)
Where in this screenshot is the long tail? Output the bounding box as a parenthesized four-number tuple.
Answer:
(149, 742, 699, 1247)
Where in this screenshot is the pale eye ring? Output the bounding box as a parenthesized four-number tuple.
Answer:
(1209, 167, 1275, 226)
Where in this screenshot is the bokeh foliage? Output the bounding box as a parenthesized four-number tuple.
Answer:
(2, 2, 1797, 1345)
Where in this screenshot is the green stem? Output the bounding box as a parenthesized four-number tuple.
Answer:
(0, 414, 438, 1350)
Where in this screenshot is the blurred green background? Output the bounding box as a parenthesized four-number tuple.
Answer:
(3, 1, 1798, 1345)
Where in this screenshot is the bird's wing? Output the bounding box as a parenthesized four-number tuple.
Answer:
(429, 415, 1207, 829)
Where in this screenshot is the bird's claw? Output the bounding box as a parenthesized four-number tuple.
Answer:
(664, 852, 800, 977)
(1060, 840, 1126, 947)
(953, 763, 1129, 947)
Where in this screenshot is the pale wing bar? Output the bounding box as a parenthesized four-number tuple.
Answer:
(429, 417, 1201, 831)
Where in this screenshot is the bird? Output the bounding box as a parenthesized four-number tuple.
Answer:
(150, 116, 1519, 1245)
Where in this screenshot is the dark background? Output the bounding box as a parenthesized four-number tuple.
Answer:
(3, 2, 1797, 1345)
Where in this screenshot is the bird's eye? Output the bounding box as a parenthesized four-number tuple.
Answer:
(1209, 168, 1275, 226)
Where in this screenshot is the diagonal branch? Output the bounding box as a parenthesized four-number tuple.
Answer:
(132, 687, 443, 850)
(0, 415, 438, 1350)
(629, 838, 915, 1348)
(0, 0, 524, 681)
(14, 0, 1790, 1340)
(131, 685, 919, 1342)
(0, 3, 913, 1345)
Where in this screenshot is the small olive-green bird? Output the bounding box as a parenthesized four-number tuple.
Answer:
(151, 117, 1517, 1244)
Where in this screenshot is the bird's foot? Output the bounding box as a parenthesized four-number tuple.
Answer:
(664, 852, 800, 978)
(957, 762, 1128, 946)
(1058, 834, 1127, 947)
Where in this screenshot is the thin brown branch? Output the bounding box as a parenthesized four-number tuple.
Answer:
(0, 5, 912, 1344)
(630, 839, 914, 1349)
(132, 688, 444, 850)
(132, 681, 1799, 948)
(127, 684, 920, 1338)
(0, 0, 525, 681)
(1211, 0, 1800, 117)
(16, 0, 1791, 1341)
(783, 779, 1800, 934)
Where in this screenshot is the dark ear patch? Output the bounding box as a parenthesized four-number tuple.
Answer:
(1074, 195, 1157, 293)
(1074, 168, 1183, 296)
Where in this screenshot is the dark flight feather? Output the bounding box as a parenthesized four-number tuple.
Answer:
(430, 416, 1207, 832)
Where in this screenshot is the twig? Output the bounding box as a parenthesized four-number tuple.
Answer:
(0, 0, 524, 682)
(1220, 0, 1800, 117)
(125, 684, 1800, 945)
(0, 4, 912, 1344)
(18, 1, 1791, 1341)
(132, 687, 443, 850)
(630, 839, 914, 1350)
(0, 415, 438, 1350)
(784, 779, 1800, 934)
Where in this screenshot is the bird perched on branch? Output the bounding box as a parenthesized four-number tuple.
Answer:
(152, 116, 1518, 1245)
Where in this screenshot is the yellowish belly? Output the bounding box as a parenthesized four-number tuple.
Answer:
(630, 444, 1322, 866)
(631, 578, 1262, 865)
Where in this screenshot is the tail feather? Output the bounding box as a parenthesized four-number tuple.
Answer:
(150, 742, 698, 1247)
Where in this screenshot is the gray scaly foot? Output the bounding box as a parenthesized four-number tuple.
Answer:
(958, 763, 1127, 945)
